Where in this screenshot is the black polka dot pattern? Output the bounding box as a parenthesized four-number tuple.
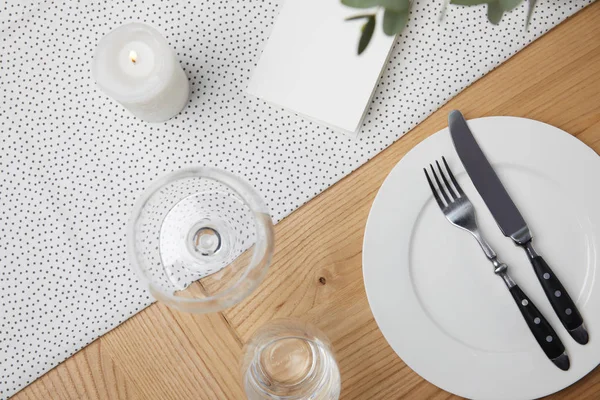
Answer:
(0, 0, 592, 397)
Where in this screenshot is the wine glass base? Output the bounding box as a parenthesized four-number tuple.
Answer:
(159, 192, 242, 283)
(188, 225, 222, 257)
(128, 167, 273, 312)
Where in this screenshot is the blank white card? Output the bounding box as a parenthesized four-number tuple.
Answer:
(247, 0, 396, 136)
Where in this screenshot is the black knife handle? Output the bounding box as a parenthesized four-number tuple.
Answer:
(508, 284, 569, 370)
(524, 243, 589, 345)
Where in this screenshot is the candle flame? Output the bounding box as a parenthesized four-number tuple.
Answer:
(129, 50, 138, 64)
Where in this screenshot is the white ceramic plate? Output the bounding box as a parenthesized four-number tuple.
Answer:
(363, 117, 600, 400)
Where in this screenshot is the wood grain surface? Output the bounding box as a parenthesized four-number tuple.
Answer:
(12, 3, 600, 399)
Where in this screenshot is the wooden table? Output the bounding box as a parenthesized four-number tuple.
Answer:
(13, 4, 600, 399)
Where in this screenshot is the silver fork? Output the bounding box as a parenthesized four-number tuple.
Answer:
(424, 157, 570, 371)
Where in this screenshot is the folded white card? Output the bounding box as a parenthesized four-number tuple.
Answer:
(247, 0, 396, 136)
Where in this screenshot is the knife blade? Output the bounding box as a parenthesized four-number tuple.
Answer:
(448, 110, 589, 345)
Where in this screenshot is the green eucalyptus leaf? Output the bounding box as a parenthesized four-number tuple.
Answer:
(341, 0, 380, 9)
(499, 0, 522, 11)
(345, 13, 375, 21)
(377, 0, 410, 12)
(383, 8, 409, 36)
(450, 0, 494, 5)
(358, 15, 376, 55)
(487, 1, 504, 24)
(526, 0, 537, 27)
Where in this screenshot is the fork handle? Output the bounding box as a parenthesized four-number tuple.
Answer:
(523, 243, 588, 345)
(507, 284, 570, 370)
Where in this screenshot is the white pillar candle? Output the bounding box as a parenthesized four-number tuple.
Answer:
(92, 23, 190, 122)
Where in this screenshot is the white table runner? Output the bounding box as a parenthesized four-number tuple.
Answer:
(0, 0, 592, 398)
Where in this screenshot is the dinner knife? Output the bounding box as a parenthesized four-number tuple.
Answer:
(448, 110, 589, 345)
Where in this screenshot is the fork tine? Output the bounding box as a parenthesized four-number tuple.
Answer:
(424, 168, 445, 209)
(430, 164, 452, 204)
(435, 160, 457, 200)
(442, 156, 464, 196)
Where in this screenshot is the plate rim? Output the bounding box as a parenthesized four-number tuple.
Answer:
(362, 116, 600, 400)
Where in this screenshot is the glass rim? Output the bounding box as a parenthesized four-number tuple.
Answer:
(127, 166, 274, 312)
(242, 319, 339, 400)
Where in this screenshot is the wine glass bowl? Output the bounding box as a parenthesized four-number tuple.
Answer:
(128, 167, 274, 313)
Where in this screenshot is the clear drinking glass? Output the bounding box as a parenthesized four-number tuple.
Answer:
(242, 319, 341, 400)
(127, 167, 274, 313)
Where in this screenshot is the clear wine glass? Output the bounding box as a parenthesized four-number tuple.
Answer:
(241, 319, 341, 400)
(127, 167, 274, 313)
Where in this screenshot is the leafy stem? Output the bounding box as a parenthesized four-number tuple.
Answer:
(343, 0, 539, 55)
